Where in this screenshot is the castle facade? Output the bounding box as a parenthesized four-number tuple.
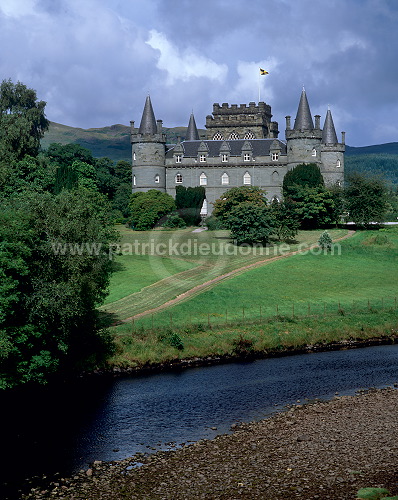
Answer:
(131, 90, 345, 215)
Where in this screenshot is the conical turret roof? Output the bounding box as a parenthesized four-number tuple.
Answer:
(294, 89, 314, 130)
(186, 113, 199, 141)
(139, 95, 157, 135)
(322, 108, 338, 144)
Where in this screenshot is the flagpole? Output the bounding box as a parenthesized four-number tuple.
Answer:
(258, 72, 261, 103)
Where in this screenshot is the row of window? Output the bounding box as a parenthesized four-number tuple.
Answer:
(176, 172, 252, 186)
(175, 152, 279, 163)
(212, 131, 256, 140)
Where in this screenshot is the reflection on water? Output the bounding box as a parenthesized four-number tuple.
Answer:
(1, 344, 398, 497)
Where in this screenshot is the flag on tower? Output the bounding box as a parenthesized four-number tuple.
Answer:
(260, 68, 269, 75)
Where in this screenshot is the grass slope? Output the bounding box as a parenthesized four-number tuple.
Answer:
(101, 227, 348, 319)
(105, 227, 398, 369)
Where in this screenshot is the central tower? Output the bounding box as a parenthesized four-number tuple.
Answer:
(205, 101, 279, 140)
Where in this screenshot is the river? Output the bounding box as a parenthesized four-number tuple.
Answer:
(1, 344, 398, 498)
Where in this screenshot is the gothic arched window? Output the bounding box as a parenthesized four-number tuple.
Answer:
(200, 172, 207, 186)
(229, 132, 240, 140)
(213, 132, 224, 140)
(244, 131, 256, 140)
(243, 171, 251, 185)
(155, 174, 160, 183)
(221, 172, 229, 185)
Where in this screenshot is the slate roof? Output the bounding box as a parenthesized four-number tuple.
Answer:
(139, 95, 157, 135)
(322, 109, 338, 144)
(166, 139, 287, 158)
(294, 89, 314, 130)
(186, 113, 200, 140)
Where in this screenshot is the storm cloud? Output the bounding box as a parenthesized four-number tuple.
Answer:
(1, 0, 398, 146)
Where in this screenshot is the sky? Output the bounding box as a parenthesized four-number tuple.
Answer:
(1, 0, 398, 147)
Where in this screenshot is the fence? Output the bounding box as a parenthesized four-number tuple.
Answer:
(120, 296, 398, 334)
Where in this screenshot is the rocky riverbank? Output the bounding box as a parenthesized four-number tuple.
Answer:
(23, 386, 398, 499)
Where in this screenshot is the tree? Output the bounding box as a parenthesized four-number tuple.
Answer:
(129, 190, 176, 230)
(0, 79, 49, 163)
(283, 163, 324, 196)
(213, 186, 267, 221)
(226, 202, 274, 245)
(175, 186, 206, 226)
(286, 185, 336, 229)
(0, 188, 117, 389)
(345, 173, 389, 227)
(268, 199, 300, 241)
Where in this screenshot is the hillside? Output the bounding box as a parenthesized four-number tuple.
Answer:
(41, 122, 398, 184)
(41, 122, 206, 162)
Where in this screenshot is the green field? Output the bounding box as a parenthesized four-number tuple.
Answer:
(101, 226, 348, 318)
(101, 226, 398, 369)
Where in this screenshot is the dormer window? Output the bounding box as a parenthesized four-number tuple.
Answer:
(199, 172, 207, 186)
(175, 173, 183, 184)
(199, 154, 206, 162)
(175, 155, 182, 163)
(271, 152, 279, 161)
(221, 154, 228, 162)
(155, 174, 160, 183)
(243, 153, 251, 162)
(312, 148, 317, 157)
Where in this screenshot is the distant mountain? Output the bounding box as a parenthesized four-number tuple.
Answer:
(41, 122, 398, 184)
(41, 122, 206, 162)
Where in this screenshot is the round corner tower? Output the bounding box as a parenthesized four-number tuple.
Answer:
(131, 96, 166, 193)
(285, 89, 345, 187)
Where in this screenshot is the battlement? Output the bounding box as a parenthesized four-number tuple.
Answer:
(212, 101, 272, 115)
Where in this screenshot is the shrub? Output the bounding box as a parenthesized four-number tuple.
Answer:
(318, 230, 333, 250)
(204, 215, 226, 230)
(162, 213, 186, 229)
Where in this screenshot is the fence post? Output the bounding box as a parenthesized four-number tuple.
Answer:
(308, 303, 311, 316)
(243, 307, 245, 320)
(170, 313, 173, 328)
(324, 302, 326, 316)
(225, 309, 228, 323)
(395, 297, 397, 309)
(368, 298, 370, 310)
(132, 318, 135, 334)
(151, 314, 154, 331)
(292, 303, 295, 318)
(208, 313, 210, 327)
(276, 304, 279, 317)
(260, 305, 262, 319)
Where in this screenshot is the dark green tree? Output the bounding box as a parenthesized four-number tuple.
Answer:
(268, 199, 300, 241)
(0, 188, 117, 389)
(175, 186, 206, 226)
(283, 163, 324, 196)
(129, 190, 176, 230)
(0, 79, 49, 163)
(345, 173, 389, 227)
(286, 185, 336, 229)
(226, 202, 274, 245)
(213, 186, 267, 221)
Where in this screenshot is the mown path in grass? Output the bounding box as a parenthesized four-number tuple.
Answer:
(107, 229, 354, 323)
(126, 229, 398, 328)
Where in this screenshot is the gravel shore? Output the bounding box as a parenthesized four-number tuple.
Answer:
(25, 387, 398, 500)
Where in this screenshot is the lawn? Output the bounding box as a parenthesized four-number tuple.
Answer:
(101, 226, 348, 318)
(117, 228, 398, 329)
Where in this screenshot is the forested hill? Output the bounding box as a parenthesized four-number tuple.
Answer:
(41, 122, 398, 184)
(40, 121, 206, 162)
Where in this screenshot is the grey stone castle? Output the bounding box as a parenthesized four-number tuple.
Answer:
(131, 89, 345, 215)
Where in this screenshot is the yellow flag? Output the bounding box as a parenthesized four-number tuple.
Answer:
(260, 68, 269, 75)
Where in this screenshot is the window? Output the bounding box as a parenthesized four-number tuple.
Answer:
(271, 152, 279, 161)
(199, 172, 207, 186)
(244, 131, 256, 140)
(213, 132, 224, 140)
(312, 148, 317, 157)
(133, 175, 136, 186)
(229, 132, 240, 140)
(200, 199, 208, 216)
(175, 155, 182, 163)
(175, 173, 183, 184)
(133, 152, 136, 161)
(243, 153, 251, 162)
(221, 172, 229, 185)
(243, 171, 251, 185)
(199, 154, 206, 162)
(221, 153, 228, 162)
(155, 174, 160, 183)
(336, 159, 341, 167)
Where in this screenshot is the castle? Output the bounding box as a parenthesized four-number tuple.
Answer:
(130, 89, 345, 215)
